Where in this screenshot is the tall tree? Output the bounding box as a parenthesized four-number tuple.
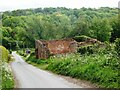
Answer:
(89, 18, 112, 42)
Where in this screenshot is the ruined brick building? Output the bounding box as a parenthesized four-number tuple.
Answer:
(35, 39, 77, 59)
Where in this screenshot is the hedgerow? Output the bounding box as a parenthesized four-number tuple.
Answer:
(0, 46, 14, 89)
(115, 38, 120, 56)
(46, 53, 119, 88)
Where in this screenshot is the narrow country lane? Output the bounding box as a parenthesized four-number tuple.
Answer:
(11, 52, 82, 88)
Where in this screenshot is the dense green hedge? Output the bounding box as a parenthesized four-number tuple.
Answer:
(0, 46, 14, 89)
(77, 45, 95, 54)
(46, 53, 119, 88)
(115, 38, 120, 56)
(0, 46, 8, 62)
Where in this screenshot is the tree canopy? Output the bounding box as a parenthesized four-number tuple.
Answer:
(1, 7, 119, 49)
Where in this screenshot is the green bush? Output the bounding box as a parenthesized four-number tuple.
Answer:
(73, 35, 91, 42)
(26, 52, 49, 64)
(77, 45, 96, 54)
(17, 48, 35, 57)
(0, 46, 8, 62)
(115, 38, 120, 56)
(0, 46, 14, 89)
(46, 53, 119, 88)
(2, 63, 14, 88)
(17, 50, 25, 56)
(26, 45, 119, 88)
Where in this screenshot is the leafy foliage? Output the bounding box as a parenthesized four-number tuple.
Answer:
(1, 7, 119, 88)
(1, 7, 119, 49)
(2, 63, 14, 89)
(115, 38, 120, 56)
(0, 46, 8, 62)
(77, 45, 95, 54)
(46, 53, 119, 88)
(89, 18, 112, 42)
(73, 35, 91, 42)
(25, 45, 119, 88)
(0, 46, 14, 89)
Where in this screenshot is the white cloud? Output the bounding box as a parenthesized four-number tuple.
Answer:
(0, 0, 119, 12)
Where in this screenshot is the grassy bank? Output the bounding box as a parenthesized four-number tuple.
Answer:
(19, 42, 119, 88)
(25, 52, 119, 88)
(0, 46, 14, 89)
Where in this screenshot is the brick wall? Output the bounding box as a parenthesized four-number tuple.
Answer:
(35, 39, 77, 59)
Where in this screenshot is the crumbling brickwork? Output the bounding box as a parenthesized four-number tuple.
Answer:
(35, 39, 77, 59)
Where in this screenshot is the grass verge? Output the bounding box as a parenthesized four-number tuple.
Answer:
(25, 52, 119, 88)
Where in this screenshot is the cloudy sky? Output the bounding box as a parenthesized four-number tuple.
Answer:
(0, 0, 119, 12)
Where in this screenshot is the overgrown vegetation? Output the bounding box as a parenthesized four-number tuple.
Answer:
(46, 54, 119, 88)
(0, 46, 14, 89)
(73, 35, 92, 42)
(115, 38, 120, 56)
(1, 6, 119, 88)
(23, 40, 120, 88)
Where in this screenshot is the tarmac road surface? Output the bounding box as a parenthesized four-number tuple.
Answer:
(11, 52, 82, 88)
